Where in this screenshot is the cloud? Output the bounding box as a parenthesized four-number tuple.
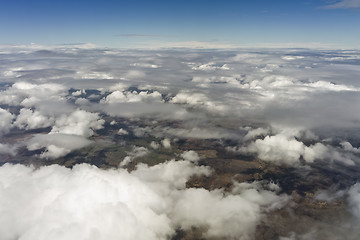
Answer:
(0, 108, 14, 135)
(26, 134, 92, 159)
(180, 150, 200, 163)
(14, 108, 54, 130)
(348, 183, 360, 219)
(143, 41, 239, 49)
(238, 133, 329, 165)
(172, 181, 289, 239)
(102, 90, 163, 104)
(114, 34, 172, 38)
(100, 102, 190, 120)
(170, 91, 228, 113)
(0, 82, 67, 107)
(190, 62, 230, 71)
(0, 161, 288, 240)
(120, 146, 149, 167)
(0, 143, 17, 156)
(125, 70, 146, 79)
(50, 110, 104, 137)
(161, 138, 171, 149)
(324, 0, 360, 9)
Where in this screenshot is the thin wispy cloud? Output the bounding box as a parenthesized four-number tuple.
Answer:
(324, 0, 360, 9)
(113, 33, 174, 38)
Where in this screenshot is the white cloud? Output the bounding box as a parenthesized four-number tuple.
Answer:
(120, 146, 149, 167)
(14, 108, 54, 130)
(239, 133, 328, 166)
(102, 90, 163, 104)
(50, 110, 104, 137)
(0, 161, 289, 240)
(180, 150, 200, 163)
(161, 138, 171, 149)
(324, 0, 360, 9)
(341, 141, 360, 153)
(71, 89, 86, 96)
(348, 183, 360, 219)
(172, 181, 289, 239)
(77, 71, 114, 79)
(0, 82, 67, 107)
(0, 108, 14, 135)
(243, 127, 270, 141)
(26, 133, 92, 159)
(117, 128, 129, 135)
(171, 91, 227, 113)
(190, 62, 230, 71)
(281, 56, 305, 61)
(150, 141, 160, 149)
(125, 70, 146, 79)
(131, 63, 160, 68)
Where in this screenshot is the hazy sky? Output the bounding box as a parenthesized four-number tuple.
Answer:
(1, 0, 360, 48)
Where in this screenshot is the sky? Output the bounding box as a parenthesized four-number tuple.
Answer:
(1, 0, 360, 49)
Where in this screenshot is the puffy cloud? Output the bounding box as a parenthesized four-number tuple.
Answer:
(120, 146, 149, 167)
(27, 134, 92, 159)
(0, 82, 67, 107)
(243, 127, 270, 141)
(150, 141, 160, 149)
(180, 150, 200, 163)
(117, 128, 129, 135)
(172, 181, 289, 239)
(102, 90, 163, 104)
(14, 108, 54, 130)
(170, 91, 227, 113)
(0, 161, 288, 240)
(348, 183, 360, 219)
(340, 141, 360, 153)
(50, 110, 104, 137)
(304, 80, 357, 92)
(77, 71, 114, 79)
(0, 108, 14, 135)
(161, 138, 171, 149)
(71, 89, 86, 96)
(190, 62, 230, 71)
(281, 56, 305, 61)
(239, 133, 328, 166)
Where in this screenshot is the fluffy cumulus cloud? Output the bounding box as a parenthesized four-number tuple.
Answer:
(237, 128, 360, 166)
(120, 146, 149, 166)
(14, 108, 54, 130)
(50, 110, 104, 137)
(180, 150, 200, 162)
(170, 91, 227, 113)
(0, 160, 288, 240)
(27, 134, 92, 159)
(0, 108, 14, 135)
(348, 183, 360, 219)
(0, 82, 67, 107)
(238, 132, 328, 166)
(102, 90, 163, 104)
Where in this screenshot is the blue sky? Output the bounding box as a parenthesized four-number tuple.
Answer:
(1, 0, 360, 49)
